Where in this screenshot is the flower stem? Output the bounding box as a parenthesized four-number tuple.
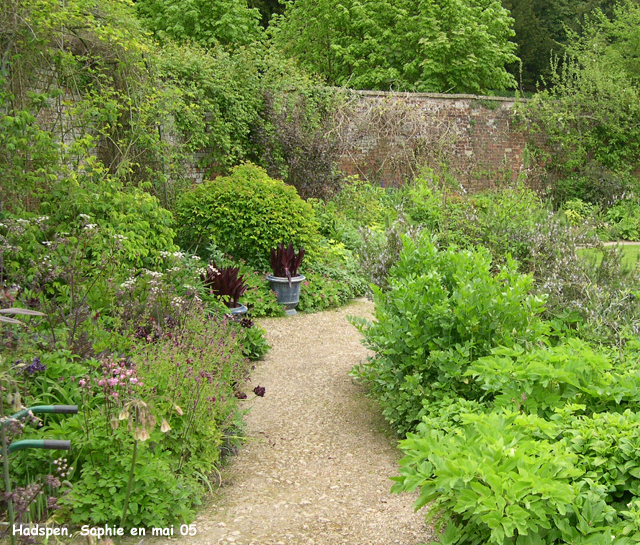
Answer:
(117, 438, 138, 545)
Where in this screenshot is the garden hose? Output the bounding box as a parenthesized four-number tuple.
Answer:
(7, 440, 71, 453)
(2, 405, 78, 426)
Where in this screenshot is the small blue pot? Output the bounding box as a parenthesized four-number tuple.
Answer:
(226, 303, 248, 321)
(266, 275, 305, 316)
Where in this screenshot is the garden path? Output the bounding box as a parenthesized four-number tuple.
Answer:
(147, 298, 434, 545)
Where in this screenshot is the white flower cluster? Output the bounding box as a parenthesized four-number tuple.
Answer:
(171, 296, 186, 309)
(112, 234, 128, 241)
(120, 277, 137, 290)
(159, 251, 185, 259)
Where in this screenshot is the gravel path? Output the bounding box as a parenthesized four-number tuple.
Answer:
(148, 298, 433, 545)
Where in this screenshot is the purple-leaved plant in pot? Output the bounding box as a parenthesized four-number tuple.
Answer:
(266, 243, 305, 316)
(200, 264, 248, 317)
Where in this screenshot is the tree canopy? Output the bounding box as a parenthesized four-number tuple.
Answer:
(135, 0, 263, 47)
(270, 0, 519, 93)
(502, 0, 623, 89)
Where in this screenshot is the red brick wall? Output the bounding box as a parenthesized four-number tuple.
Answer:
(337, 91, 532, 192)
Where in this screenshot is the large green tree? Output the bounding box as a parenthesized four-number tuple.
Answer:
(270, 0, 518, 93)
(521, 0, 640, 203)
(135, 0, 263, 47)
(502, 0, 622, 89)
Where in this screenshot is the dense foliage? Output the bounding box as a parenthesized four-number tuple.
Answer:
(343, 176, 640, 542)
(3, 0, 640, 539)
(502, 0, 620, 90)
(271, 0, 518, 93)
(519, 0, 640, 205)
(135, 0, 263, 47)
(352, 234, 547, 435)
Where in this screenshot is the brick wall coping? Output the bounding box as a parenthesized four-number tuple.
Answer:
(341, 88, 529, 103)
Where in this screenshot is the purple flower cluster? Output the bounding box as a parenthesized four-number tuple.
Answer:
(23, 356, 46, 375)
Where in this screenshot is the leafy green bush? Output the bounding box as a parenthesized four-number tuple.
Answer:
(392, 341, 640, 543)
(135, 0, 263, 47)
(330, 177, 400, 227)
(65, 438, 196, 528)
(43, 174, 178, 268)
(295, 236, 368, 311)
(394, 411, 582, 544)
(233, 318, 270, 361)
(239, 271, 285, 317)
(467, 339, 640, 417)
(605, 199, 640, 241)
(175, 163, 319, 268)
(352, 234, 547, 435)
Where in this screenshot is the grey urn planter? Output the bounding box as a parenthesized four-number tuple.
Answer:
(226, 303, 248, 321)
(266, 274, 305, 316)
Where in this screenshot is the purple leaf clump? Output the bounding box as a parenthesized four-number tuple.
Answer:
(269, 242, 305, 286)
(200, 264, 247, 308)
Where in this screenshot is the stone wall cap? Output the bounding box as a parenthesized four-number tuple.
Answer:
(336, 88, 528, 102)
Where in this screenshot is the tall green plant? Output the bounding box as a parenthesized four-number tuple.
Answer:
(135, 0, 263, 47)
(352, 234, 547, 435)
(175, 163, 319, 268)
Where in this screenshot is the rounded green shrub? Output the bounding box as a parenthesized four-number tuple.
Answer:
(175, 162, 319, 268)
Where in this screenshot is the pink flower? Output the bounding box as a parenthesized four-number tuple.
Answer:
(79, 379, 86, 387)
(97, 379, 106, 387)
(108, 378, 119, 387)
(130, 378, 138, 384)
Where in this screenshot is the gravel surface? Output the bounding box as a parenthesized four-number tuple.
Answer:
(146, 298, 434, 545)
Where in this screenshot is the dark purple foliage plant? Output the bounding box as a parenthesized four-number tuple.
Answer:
(269, 242, 305, 286)
(200, 264, 247, 308)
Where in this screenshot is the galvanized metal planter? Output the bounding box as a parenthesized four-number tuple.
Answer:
(266, 275, 305, 316)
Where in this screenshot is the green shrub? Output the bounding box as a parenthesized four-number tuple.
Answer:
(352, 234, 547, 435)
(467, 339, 640, 417)
(394, 411, 583, 544)
(392, 341, 640, 543)
(47, 175, 177, 268)
(518, 2, 640, 206)
(300, 238, 368, 310)
(233, 319, 270, 360)
(64, 437, 196, 529)
(175, 163, 319, 268)
(605, 199, 640, 241)
(330, 176, 400, 227)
